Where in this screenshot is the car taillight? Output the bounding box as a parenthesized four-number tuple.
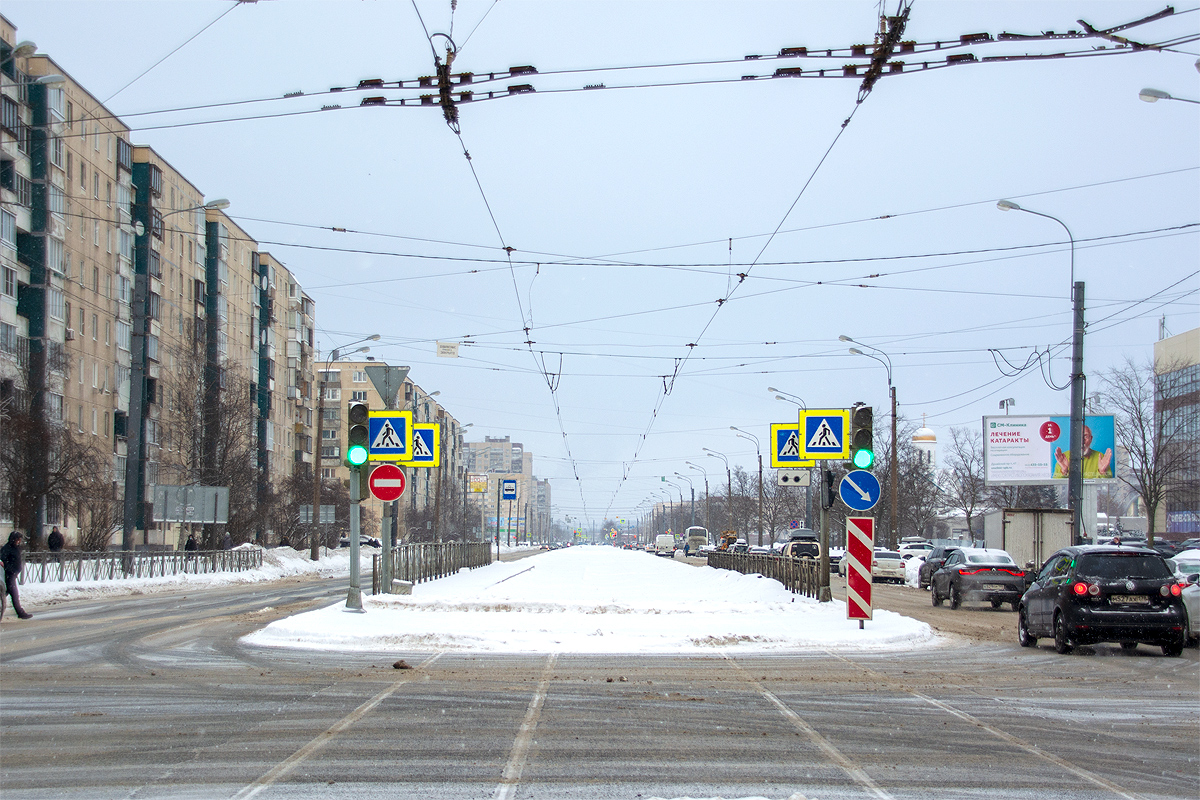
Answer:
(1073, 582, 1088, 595)
(1000, 568, 1024, 577)
(1167, 584, 1183, 597)
(1088, 583, 1100, 596)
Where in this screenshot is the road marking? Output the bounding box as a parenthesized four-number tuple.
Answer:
(494, 653, 558, 800)
(822, 650, 1148, 800)
(231, 652, 443, 800)
(722, 653, 893, 800)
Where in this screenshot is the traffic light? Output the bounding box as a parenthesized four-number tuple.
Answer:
(346, 401, 369, 467)
(850, 404, 874, 469)
(822, 468, 836, 509)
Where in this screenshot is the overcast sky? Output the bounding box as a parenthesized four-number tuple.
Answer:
(9, 1, 1198, 526)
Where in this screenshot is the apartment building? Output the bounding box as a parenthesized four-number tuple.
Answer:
(0, 17, 317, 548)
(466, 435, 552, 543)
(316, 363, 469, 540)
(1154, 326, 1199, 537)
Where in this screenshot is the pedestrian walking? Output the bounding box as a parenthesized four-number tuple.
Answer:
(222, 532, 232, 550)
(47, 526, 64, 552)
(184, 533, 197, 552)
(1, 531, 33, 620)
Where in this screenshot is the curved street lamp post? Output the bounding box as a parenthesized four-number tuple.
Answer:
(731, 427, 764, 547)
(841, 336, 899, 548)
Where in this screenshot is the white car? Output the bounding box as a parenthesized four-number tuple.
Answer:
(838, 550, 906, 583)
(1168, 550, 1200, 647)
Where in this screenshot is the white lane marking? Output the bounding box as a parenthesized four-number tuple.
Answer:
(823, 650, 1148, 800)
(723, 653, 893, 800)
(493, 653, 558, 800)
(910, 691, 1147, 800)
(231, 653, 443, 800)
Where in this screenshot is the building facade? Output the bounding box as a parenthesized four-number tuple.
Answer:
(1154, 326, 1199, 537)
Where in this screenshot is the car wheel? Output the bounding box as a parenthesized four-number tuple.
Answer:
(1162, 632, 1185, 657)
(949, 584, 962, 610)
(1010, 600, 1019, 613)
(1018, 608, 1036, 647)
(931, 585, 942, 607)
(1053, 612, 1074, 654)
(990, 598, 1003, 610)
(1119, 641, 1138, 651)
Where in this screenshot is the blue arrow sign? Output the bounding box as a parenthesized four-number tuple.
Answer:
(839, 470, 881, 512)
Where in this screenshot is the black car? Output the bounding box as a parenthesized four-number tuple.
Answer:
(931, 547, 1026, 611)
(918, 545, 960, 590)
(1018, 545, 1187, 656)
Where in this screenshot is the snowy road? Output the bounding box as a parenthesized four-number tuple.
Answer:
(0, 549, 1196, 799)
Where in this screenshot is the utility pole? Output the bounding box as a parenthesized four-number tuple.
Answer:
(890, 384, 898, 549)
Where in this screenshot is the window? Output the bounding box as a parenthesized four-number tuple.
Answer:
(117, 320, 130, 351)
(93, 171, 99, 199)
(322, 428, 339, 440)
(48, 288, 65, 320)
(0, 322, 16, 354)
(147, 334, 159, 362)
(50, 135, 63, 167)
(322, 387, 340, 401)
(0, 210, 14, 253)
(92, 408, 97, 435)
(46, 237, 64, 275)
(49, 183, 65, 215)
(92, 361, 98, 388)
(353, 370, 367, 383)
(1, 266, 15, 298)
(91, 314, 98, 340)
(105, 321, 110, 345)
(321, 468, 337, 479)
(351, 390, 368, 402)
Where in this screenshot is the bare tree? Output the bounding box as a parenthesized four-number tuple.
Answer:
(940, 426, 988, 543)
(1094, 357, 1198, 545)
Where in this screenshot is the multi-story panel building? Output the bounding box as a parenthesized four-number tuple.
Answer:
(465, 435, 551, 543)
(1154, 326, 1199, 538)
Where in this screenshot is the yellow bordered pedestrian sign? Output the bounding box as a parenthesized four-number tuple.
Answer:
(399, 423, 440, 467)
(770, 423, 816, 469)
(799, 409, 850, 460)
(367, 410, 412, 461)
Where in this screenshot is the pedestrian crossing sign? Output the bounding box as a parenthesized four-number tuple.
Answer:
(400, 423, 440, 467)
(368, 410, 412, 461)
(799, 409, 849, 460)
(770, 423, 816, 469)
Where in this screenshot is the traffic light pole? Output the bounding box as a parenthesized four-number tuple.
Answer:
(890, 384, 898, 550)
(346, 464, 364, 611)
(819, 469, 831, 602)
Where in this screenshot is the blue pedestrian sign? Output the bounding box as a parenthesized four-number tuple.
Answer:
(400, 423, 440, 467)
(501, 479, 518, 500)
(799, 409, 850, 460)
(839, 470, 881, 512)
(770, 423, 815, 469)
(368, 410, 412, 461)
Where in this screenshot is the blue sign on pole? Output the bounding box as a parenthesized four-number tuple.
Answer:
(839, 470, 881, 512)
(501, 479, 518, 500)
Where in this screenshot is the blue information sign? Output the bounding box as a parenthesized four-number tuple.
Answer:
(501, 479, 518, 500)
(839, 470, 881, 512)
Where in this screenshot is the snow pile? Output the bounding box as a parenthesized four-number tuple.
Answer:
(905, 555, 924, 588)
(244, 545, 937, 654)
(18, 545, 362, 605)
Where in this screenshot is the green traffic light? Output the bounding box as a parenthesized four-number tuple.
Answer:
(852, 448, 875, 469)
(346, 444, 369, 467)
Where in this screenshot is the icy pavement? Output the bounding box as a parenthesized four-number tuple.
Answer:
(244, 545, 937, 654)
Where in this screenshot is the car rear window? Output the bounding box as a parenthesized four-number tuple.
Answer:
(876, 551, 901, 559)
(968, 553, 1014, 564)
(790, 543, 819, 557)
(1075, 554, 1171, 580)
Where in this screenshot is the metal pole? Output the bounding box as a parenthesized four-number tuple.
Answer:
(819, 470, 830, 602)
(1070, 281, 1086, 542)
(757, 452, 764, 547)
(311, 352, 334, 561)
(726, 467, 732, 535)
(346, 465, 363, 611)
(890, 383, 898, 549)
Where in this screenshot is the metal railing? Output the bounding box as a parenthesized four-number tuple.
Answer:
(372, 542, 492, 594)
(16, 549, 264, 584)
(706, 551, 822, 599)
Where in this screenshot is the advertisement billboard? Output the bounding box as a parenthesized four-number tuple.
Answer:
(983, 414, 1116, 485)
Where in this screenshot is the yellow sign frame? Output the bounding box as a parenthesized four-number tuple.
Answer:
(770, 423, 815, 469)
(799, 408, 850, 460)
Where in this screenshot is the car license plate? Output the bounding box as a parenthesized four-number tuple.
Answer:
(1110, 594, 1149, 604)
(983, 584, 1008, 590)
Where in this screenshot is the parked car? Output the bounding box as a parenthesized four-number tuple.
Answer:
(1168, 549, 1200, 580)
(1182, 575, 1200, 647)
(339, 535, 381, 548)
(838, 550, 904, 582)
(918, 545, 961, 589)
(930, 547, 1025, 611)
(781, 539, 820, 560)
(654, 533, 676, 557)
(732, 538, 749, 553)
(1017, 545, 1188, 656)
(748, 545, 772, 555)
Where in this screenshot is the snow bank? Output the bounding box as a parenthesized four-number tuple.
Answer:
(17, 545, 360, 605)
(245, 545, 937, 654)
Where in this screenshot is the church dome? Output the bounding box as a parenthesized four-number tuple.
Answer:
(913, 426, 936, 443)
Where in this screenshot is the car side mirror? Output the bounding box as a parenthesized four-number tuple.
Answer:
(1025, 561, 1036, 571)
(1189, 574, 1198, 585)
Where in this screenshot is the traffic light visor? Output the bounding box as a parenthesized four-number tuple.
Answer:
(346, 401, 369, 466)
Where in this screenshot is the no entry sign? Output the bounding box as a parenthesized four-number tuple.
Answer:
(845, 516, 874, 621)
(368, 464, 406, 502)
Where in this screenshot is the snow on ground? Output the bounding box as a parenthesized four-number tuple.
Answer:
(17, 542, 364, 605)
(905, 555, 925, 588)
(244, 545, 937, 654)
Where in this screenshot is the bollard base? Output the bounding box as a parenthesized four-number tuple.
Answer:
(392, 579, 413, 595)
(345, 586, 365, 612)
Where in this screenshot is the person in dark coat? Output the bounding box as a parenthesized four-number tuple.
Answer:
(1, 531, 32, 620)
(184, 534, 198, 552)
(47, 527, 64, 552)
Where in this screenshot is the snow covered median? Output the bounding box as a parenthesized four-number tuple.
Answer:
(244, 545, 938, 654)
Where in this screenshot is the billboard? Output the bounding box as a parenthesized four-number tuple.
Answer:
(983, 415, 1116, 485)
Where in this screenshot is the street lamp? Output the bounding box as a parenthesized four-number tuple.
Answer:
(704, 447, 733, 536)
(686, 461, 710, 533)
(664, 480, 685, 536)
(1138, 87, 1199, 105)
(841, 335, 899, 547)
(310, 335, 379, 562)
(997, 200, 1086, 542)
(768, 387, 806, 410)
(730, 426, 764, 547)
(999, 398, 1016, 415)
(674, 472, 695, 528)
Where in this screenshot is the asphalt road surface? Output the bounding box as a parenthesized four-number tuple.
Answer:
(1, 555, 1196, 800)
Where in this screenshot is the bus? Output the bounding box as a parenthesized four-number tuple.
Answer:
(683, 526, 709, 554)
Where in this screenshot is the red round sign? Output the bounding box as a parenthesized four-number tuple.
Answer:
(368, 464, 406, 501)
(1039, 420, 1061, 443)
